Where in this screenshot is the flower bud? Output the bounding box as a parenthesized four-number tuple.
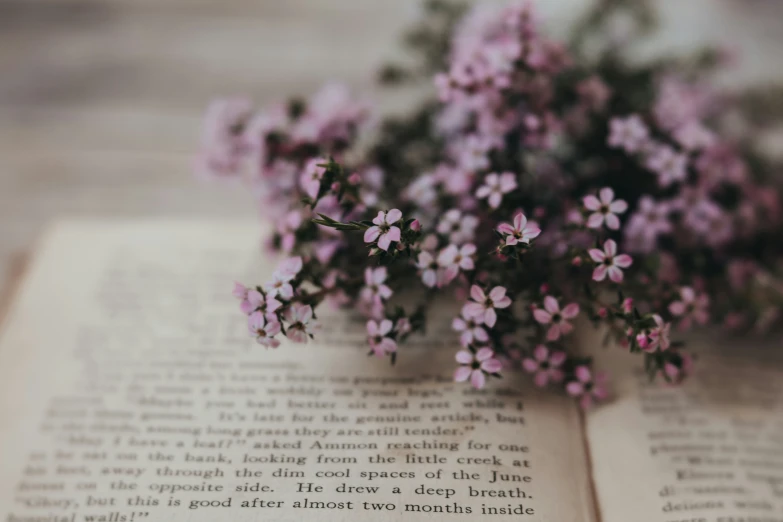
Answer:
(409, 219, 421, 232)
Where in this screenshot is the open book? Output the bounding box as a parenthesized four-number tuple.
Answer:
(0, 220, 781, 522)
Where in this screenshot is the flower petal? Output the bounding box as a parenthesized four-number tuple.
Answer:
(592, 265, 608, 281)
(470, 285, 485, 303)
(470, 370, 486, 389)
(476, 347, 494, 362)
(454, 366, 472, 382)
(386, 208, 402, 224)
(543, 296, 559, 314)
(364, 226, 381, 243)
(583, 195, 601, 211)
(586, 213, 605, 229)
(455, 350, 473, 364)
(614, 254, 633, 268)
(561, 303, 580, 319)
(599, 187, 615, 204)
(533, 309, 552, 324)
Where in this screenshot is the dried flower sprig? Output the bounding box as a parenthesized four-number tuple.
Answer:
(203, 0, 783, 408)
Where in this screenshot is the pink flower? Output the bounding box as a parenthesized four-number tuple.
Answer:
(607, 115, 649, 153)
(589, 239, 632, 283)
(645, 144, 688, 187)
(463, 285, 513, 328)
(566, 366, 609, 409)
(265, 270, 297, 300)
(437, 243, 476, 283)
(276, 210, 304, 252)
(360, 267, 393, 304)
(668, 287, 710, 330)
(437, 209, 479, 244)
(476, 172, 517, 209)
(416, 251, 440, 288)
(367, 319, 397, 357)
(522, 345, 566, 387)
(279, 256, 304, 278)
(623, 196, 672, 253)
(233, 282, 257, 314)
(198, 97, 252, 178)
(364, 209, 403, 251)
(636, 314, 671, 352)
(452, 309, 489, 347)
(497, 212, 541, 245)
(248, 311, 281, 348)
(246, 289, 282, 316)
(299, 158, 327, 199)
(454, 347, 503, 389)
(583, 187, 628, 230)
(533, 296, 580, 341)
(284, 304, 318, 343)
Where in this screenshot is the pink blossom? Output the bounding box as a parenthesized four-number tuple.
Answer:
(454, 347, 503, 389)
(278, 256, 304, 278)
(360, 267, 393, 304)
(248, 311, 281, 348)
(583, 187, 628, 230)
(607, 114, 649, 153)
(476, 172, 517, 209)
(233, 282, 255, 314)
(265, 267, 298, 300)
(284, 304, 318, 343)
(522, 345, 566, 387)
(416, 251, 440, 288)
(438, 243, 476, 283)
(673, 121, 715, 151)
(299, 158, 327, 199)
(463, 285, 513, 328)
(645, 144, 688, 187)
(589, 239, 632, 283)
(623, 196, 672, 253)
(636, 314, 671, 352)
(246, 289, 282, 316)
(668, 287, 710, 330)
(198, 97, 252, 178)
(395, 318, 412, 336)
(364, 209, 403, 251)
(437, 209, 479, 244)
(276, 210, 304, 252)
(497, 212, 541, 245)
(566, 366, 609, 409)
(367, 319, 397, 357)
(533, 296, 580, 341)
(455, 134, 494, 172)
(452, 309, 489, 347)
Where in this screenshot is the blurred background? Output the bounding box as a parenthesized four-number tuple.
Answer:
(1, 0, 782, 302)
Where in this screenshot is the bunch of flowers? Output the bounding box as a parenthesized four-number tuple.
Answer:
(200, 0, 783, 408)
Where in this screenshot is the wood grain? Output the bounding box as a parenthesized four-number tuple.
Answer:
(0, 0, 781, 302)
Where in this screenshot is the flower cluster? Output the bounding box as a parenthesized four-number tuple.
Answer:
(202, 0, 783, 407)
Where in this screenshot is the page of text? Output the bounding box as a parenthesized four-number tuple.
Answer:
(586, 330, 783, 522)
(0, 220, 596, 522)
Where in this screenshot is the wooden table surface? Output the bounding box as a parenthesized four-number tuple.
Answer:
(1, 0, 782, 302)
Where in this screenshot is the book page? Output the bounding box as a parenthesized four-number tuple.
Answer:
(0, 220, 596, 522)
(585, 329, 783, 522)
